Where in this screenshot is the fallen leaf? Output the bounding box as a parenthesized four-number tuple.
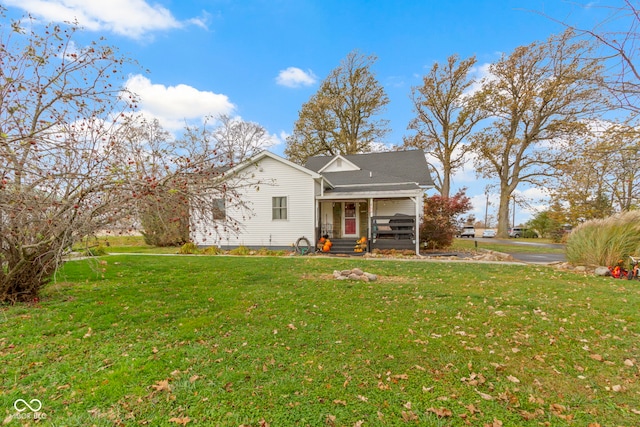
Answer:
(357, 395, 368, 402)
(427, 407, 452, 418)
(189, 374, 200, 383)
(83, 327, 92, 339)
(402, 410, 418, 421)
(353, 421, 364, 427)
(519, 409, 544, 420)
(287, 323, 297, 330)
(589, 354, 604, 362)
(168, 416, 190, 425)
(466, 404, 481, 414)
(333, 399, 347, 406)
(476, 390, 494, 400)
(151, 379, 171, 393)
(506, 375, 520, 383)
(325, 414, 336, 426)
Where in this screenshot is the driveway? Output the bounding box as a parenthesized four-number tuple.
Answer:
(477, 237, 566, 265)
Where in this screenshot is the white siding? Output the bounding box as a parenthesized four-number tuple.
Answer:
(192, 156, 317, 248)
(322, 157, 359, 172)
(373, 199, 416, 217)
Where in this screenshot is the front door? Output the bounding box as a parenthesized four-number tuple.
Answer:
(343, 202, 358, 237)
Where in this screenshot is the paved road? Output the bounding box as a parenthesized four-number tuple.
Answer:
(475, 237, 566, 264)
(507, 252, 566, 264)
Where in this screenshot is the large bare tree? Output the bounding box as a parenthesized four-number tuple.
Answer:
(404, 54, 484, 197)
(212, 114, 272, 164)
(471, 30, 605, 237)
(542, 0, 640, 114)
(0, 15, 141, 302)
(285, 50, 390, 164)
(0, 16, 258, 302)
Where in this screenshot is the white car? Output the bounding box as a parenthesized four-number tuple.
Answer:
(482, 229, 496, 238)
(459, 226, 475, 238)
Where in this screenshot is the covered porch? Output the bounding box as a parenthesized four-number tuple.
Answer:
(315, 194, 422, 254)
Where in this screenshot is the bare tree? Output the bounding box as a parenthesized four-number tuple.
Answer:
(540, 0, 640, 113)
(471, 30, 605, 237)
(212, 114, 273, 164)
(0, 16, 259, 302)
(404, 54, 484, 197)
(0, 15, 142, 302)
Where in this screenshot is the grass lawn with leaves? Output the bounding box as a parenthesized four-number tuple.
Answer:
(2, 255, 639, 426)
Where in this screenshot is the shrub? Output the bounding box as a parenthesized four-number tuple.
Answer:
(201, 246, 222, 255)
(178, 242, 200, 255)
(420, 190, 472, 249)
(255, 247, 289, 256)
(84, 245, 108, 257)
(565, 211, 640, 266)
(140, 189, 190, 247)
(229, 245, 251, 256)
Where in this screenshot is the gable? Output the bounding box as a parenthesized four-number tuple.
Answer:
(227, 150, 321, 180)
(318, 155, 360, 173)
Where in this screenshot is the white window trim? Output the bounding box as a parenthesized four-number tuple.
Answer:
(272, 196, 288, 220)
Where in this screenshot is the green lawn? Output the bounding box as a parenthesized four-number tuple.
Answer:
(2, 255, 639, 426)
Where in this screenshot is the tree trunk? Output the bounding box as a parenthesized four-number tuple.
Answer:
(496, 187, 511, 238)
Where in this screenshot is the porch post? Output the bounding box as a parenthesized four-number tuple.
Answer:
(414, 196, 420, 254)
(315, 198, 320, 246)
(368, 198, 373, 252)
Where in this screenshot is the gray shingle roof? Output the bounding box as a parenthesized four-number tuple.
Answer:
(305, 150, 434, 188)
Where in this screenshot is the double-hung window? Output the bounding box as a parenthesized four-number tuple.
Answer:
(212, 198, 226, 220)
(272, 196, 287, 220)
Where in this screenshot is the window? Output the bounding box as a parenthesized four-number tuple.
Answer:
(272, 196, 287, 220)
(212, 198, 226, 220)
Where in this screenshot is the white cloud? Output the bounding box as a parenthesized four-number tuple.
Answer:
(466, 62, 494, 97)
(276, 67, 317, 88)
(124, 74, 235, 131)
(3, 0, 202, 39)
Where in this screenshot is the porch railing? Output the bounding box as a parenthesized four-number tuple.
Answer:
(371, 215, 416, 240)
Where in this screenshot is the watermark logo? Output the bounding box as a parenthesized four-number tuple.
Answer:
(14, 399, 42, 413)
(11, 398, 46, 420)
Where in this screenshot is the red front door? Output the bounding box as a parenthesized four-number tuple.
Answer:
(344, 202, 357, 236)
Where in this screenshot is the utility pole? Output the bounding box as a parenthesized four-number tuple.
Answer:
(484, 192, 489, 228)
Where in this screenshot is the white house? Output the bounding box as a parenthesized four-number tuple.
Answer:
(190, 150, 434, 254)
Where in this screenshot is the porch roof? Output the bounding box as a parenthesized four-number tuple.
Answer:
(317, 186, 423, 200)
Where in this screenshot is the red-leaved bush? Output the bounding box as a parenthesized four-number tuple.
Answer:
(420, 189, 472, 249)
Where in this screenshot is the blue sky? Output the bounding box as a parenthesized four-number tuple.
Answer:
(3, 0, 610, 225)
